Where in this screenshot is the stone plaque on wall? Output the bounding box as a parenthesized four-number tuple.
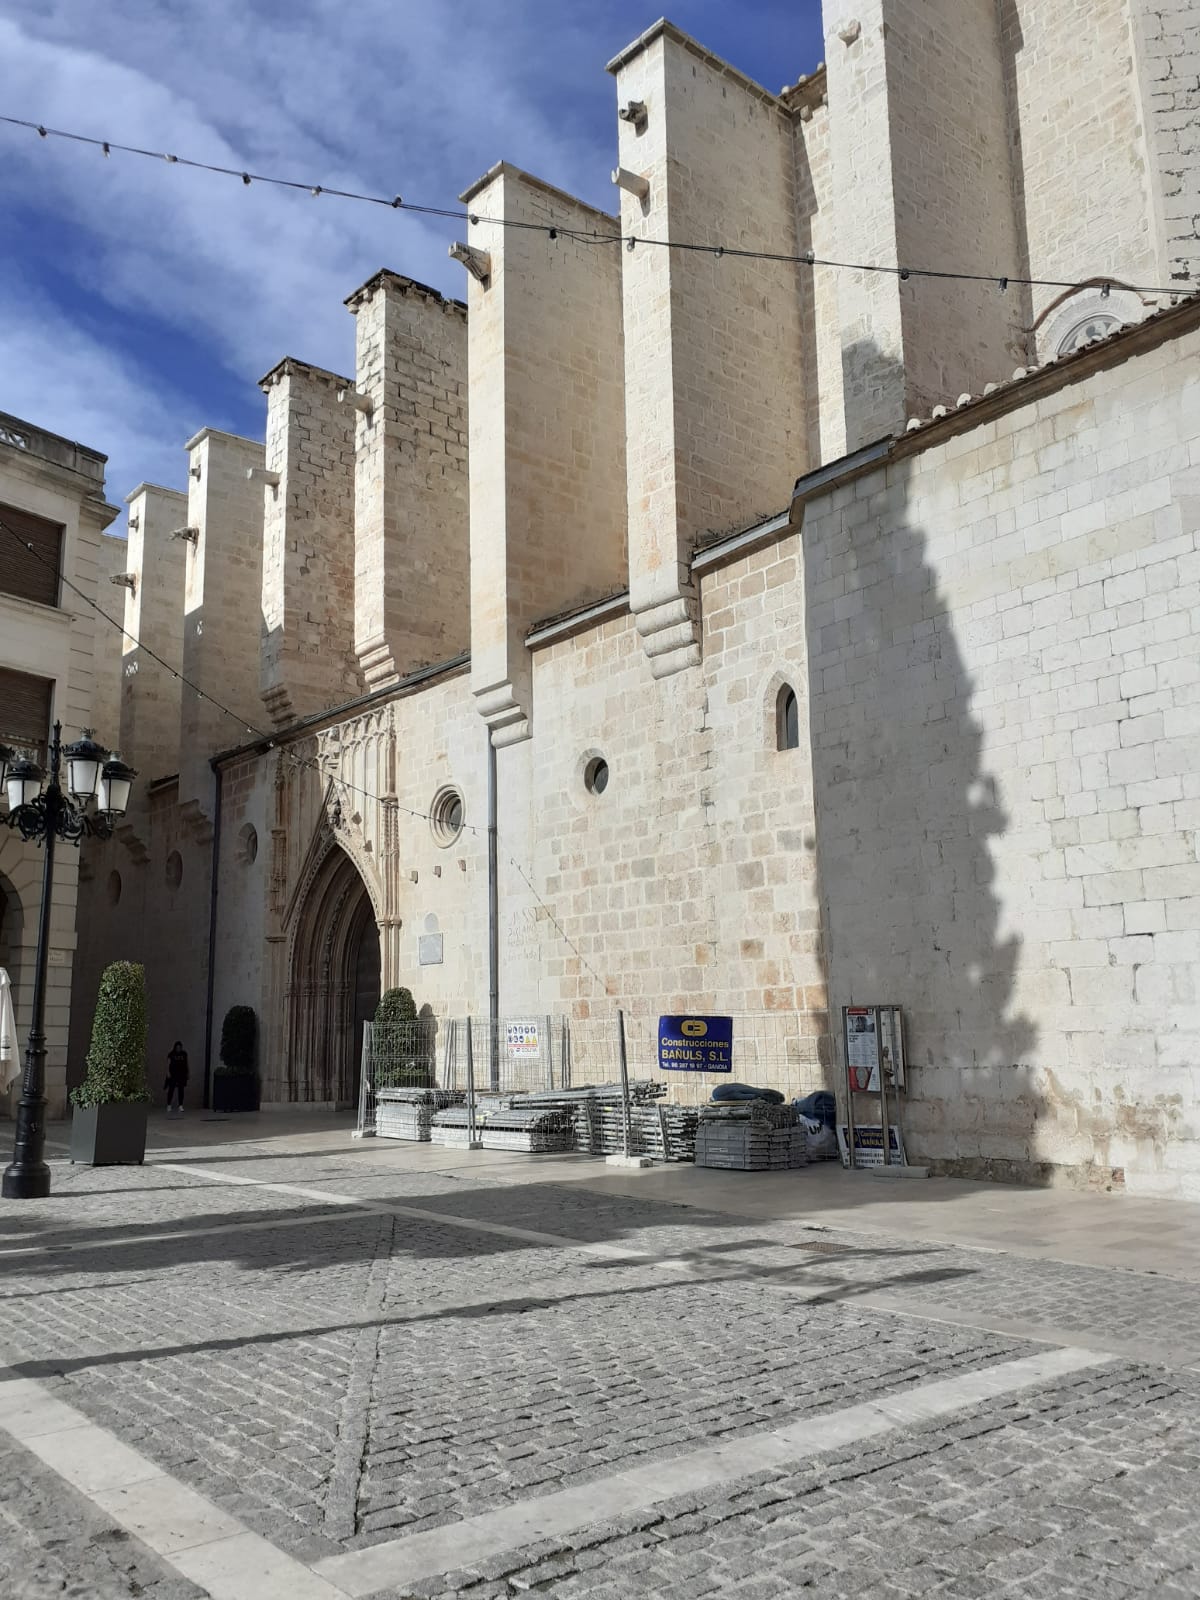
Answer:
(418, 933, 443, 966)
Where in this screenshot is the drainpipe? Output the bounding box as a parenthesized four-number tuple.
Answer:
(202, 760, 223, 1110)
(487, 733, 499, 1089)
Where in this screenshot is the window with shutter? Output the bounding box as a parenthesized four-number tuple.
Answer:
(0, 502, 63, 608)
(0, 668, 53, 762)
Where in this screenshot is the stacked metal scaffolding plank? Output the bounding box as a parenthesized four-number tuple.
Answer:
(462, 1081, 672, 1159)
(481, 1114, 575, 1153)
(376, 1087, 465, 1142)
(429, 1102, 575, 1153)
(424, 1083, 690, 1159)
(561, 1082, 663, 1157)
(693, 1101, 808, 1171)
(427, 1120, 475, 1150)
(623, 1102, 699, 1161)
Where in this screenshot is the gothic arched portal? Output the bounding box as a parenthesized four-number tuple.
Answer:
(283, 844, 380, 1106)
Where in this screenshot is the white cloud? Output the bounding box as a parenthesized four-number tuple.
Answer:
(0, 2, 617, 503)
(0, 16, 448, 377)
(0, 272, 200, 500)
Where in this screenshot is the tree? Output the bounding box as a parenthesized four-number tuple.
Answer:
(71, 962, 149, 1107)
(218, 1006, 257, 1075)
(374, 987, 418, 1029)
(373, 987, 430, 1088)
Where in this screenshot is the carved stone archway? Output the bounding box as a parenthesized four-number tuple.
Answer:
(282, 843, 380, 1105)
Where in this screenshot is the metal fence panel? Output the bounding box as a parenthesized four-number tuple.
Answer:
(359, 1008, 837, 1159)
(356, 1016, 456, 1140)
(443, 1015, 631, 1097)
(353, 1022, 375, 1137)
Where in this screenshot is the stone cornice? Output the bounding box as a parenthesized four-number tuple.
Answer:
(459, 160, 618, 228)
(258, 356, 353, 393)
(606, 17, 787, 114)
(343, 268, 466, 316)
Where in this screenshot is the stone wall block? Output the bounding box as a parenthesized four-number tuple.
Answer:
(348, 273, 469, 689)
(609, 23, 806, 677)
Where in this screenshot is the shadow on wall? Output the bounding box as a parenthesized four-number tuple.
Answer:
(808, 343, 1049, 1186)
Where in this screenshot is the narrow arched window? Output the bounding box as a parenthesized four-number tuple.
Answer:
(777, 685, 799, 751)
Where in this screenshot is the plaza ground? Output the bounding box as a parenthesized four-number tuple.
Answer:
(1, 1112, 1198, 1599)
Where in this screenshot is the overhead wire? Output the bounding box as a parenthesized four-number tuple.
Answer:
(1, 95, 1188, 1001)
(0, 515, 616, 1000)
(0, 112, 1188, 297)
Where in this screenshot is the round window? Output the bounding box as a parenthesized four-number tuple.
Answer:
(431, 786, 465, 846)
(106, 869, 122, 907)
(585, 757, 609, 796)
(1057, 313, 1122, 356)
(238, 823, 258, 865)
(165, 850, 183, 889)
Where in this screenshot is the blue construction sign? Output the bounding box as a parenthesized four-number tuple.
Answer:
(658, 1014, 734, 1072)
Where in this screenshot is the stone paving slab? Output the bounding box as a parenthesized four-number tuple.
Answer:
(14, 1151, 1200, 1368)
(0, 1207, 635, 1562)
(3, 1144, 1200, 1598)
(91, 1112, 1200, 1280)
(0, 1429, 206, 1600)
(0, 1159, 325, 1250)
(290, 1172, 1200, 1359)
(354, 1278, 1027, 1548)
(396, 1363, 1200, 1599)
(0, 1163, 1030, 1567)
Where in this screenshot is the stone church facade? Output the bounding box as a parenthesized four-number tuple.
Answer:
(70, 3, 1200, 1195)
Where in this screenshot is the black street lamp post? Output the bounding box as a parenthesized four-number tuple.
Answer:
(1, 723, 136, 1200)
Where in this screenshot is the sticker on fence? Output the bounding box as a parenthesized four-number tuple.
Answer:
(506, 1021, 541, 1058)
(658, 1015, 733, 1073)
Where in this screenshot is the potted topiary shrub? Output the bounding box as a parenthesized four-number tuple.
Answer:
(70, 961, 150, 1166)
(213, 1005, 259, 1112)
(373, 986, 431, 1088)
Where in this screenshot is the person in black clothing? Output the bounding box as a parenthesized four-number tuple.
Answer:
(165, 1040, 189, 1115)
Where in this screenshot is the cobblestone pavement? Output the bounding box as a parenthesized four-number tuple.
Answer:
(410, 1364, 1200, 1600)
(1, 1139, 1198, 1597)
(0, 1431, 205, 1600)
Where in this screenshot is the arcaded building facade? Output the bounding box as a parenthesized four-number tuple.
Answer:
(1, 413, 122, 1119)
(69, 3, 1200, 1195)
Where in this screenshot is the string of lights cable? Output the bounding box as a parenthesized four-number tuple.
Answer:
(0, 515, 616, 999)
(0, 112, 1187, 298)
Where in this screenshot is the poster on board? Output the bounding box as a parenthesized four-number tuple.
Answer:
(837, 1124, 906, 1168)
(844, 1007, 881, 1092)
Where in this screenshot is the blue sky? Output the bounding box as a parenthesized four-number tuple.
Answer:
(0, 3, 825, 513)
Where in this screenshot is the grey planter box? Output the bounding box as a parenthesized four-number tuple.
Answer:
(212, 1074, 260, 1112)
(70, 1102, 148, 1166)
